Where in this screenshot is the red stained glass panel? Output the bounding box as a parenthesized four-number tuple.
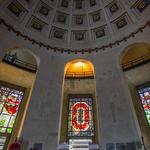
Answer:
(67, 95, 94, 137)
(0, 84, 24, 134)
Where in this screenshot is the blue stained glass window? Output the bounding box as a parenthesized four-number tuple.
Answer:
(138, 85, 150, 126)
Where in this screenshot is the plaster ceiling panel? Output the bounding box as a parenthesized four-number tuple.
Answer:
(0, 0, 149, 51)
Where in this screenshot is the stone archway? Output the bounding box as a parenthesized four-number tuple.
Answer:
(0, 47, 39, 149)
(120, 42, 150, 150)
(59, 59, 99, 150)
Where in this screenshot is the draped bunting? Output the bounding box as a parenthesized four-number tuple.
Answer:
(0, 18, 149, 54)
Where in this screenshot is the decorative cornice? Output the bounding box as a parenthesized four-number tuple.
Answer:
(0, 18, 149, 54)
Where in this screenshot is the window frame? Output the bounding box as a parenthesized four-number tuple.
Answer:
(0, 80, 26, 149)
(67, 94, 95, 141)
(137, 81, 150, 128)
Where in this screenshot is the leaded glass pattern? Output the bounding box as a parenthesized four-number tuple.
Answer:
(138, 85, 150, 126)
(0, 84, 24, 134)
(0, 136, 6, 150)
(67, 95, 94, 138)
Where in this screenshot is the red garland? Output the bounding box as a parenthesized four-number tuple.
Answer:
(0, 18, 149, 53)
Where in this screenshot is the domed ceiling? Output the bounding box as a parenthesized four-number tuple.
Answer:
(0, 0, 149, 52)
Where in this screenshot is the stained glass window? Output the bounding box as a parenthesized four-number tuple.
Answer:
(67, 95, 94, 138)
(138, 85, 150, 126)
(0, 136, 6, 150)
(0, 84, 24, 134)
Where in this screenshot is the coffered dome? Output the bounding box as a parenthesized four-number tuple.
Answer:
(0, 0, 149, 51)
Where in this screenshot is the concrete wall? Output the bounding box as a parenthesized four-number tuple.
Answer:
(0, 23, 150, 150)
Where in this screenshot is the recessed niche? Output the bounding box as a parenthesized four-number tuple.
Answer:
(95, 29, 105, 38)
(75, 0, 83, 9)
(92, 25, 109, 40)
(54, 11, 69, 25)
(105, 0, 125, 19)
(131, 0, 149, 17)
(75, 32, 84, 40)
(54, 30, 64, 39)
(111, 13, 131, 31)
(92, 12, 101, 22)
(50, 26, 67, 40)
(72, 15, 86, 26)
(89, 0, 96, 7)
(26, 16, 48, 33)
(72, 31, 87, 41)
(35, 1, 52, 20)
(7, 1, 26, 17)
(109, 3, 119, 14)
(57, 14, 66, 23)
(39, 5, 49, 16)
(75, 15, 83, 24)
(61, 0, 69, 8)
(116, 17, 127, 29)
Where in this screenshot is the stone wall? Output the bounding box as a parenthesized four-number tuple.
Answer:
(0, 23, 149, 150)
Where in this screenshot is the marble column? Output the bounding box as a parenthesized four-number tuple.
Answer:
(21, 53, 64, 150)
(94, 52, 140, 150)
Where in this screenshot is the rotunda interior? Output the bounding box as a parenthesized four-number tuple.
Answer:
(0, 0, 150, 150)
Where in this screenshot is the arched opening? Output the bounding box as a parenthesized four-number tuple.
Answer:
(59, 59, 99, 150)
(2, 48, 38, 73)
(0, 47, 39, 149)
(121, 43, 150, 71)
(120, 43, 150, 149)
